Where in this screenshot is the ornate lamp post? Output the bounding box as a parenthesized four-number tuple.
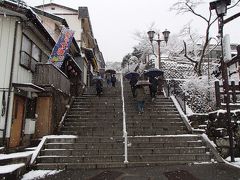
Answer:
(210, 0, 234, 162)
(147, 29, 170, 68)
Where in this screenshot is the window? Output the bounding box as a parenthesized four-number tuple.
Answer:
(32, 44, 41, 62)
(20, 35, 44, 72)
(22, 35, 31, 54)
(25, 98, 37, 119)
(41, 53, 49, 63)
(20, 51, 31, 69)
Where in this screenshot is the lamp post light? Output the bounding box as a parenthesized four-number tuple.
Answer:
(147, 29, 170, 69)
(210, 0, 234, 162)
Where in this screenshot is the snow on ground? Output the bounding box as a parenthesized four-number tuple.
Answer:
(19, 158, 240, 180)
(0, 163, 25, 174)
(21, 170, 62, 180)
(0, 151, 33, 160)
(0, 151, 34, 174)
(226, 157, 240, 167)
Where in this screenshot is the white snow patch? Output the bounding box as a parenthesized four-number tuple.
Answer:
(225, 157, 240, 167)
(43, 135, 77, 139)
(21, 170, 62, 180)
(0, 163, 25, 174)
(0, 151, 33, 160)
(24, 147, 37, 151)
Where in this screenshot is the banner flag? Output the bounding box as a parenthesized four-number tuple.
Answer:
(48, 27, 74, 68)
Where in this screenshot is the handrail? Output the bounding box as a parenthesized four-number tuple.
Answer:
(57, 96, 75, 133)
(170, 96, 193, 133)
(30, 136, 48, 165)
(164, 79, 186, 114)
(120, 72, 128, 163)
(201, 134, 224, 163)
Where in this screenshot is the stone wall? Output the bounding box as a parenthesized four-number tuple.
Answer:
(188, 110, 240, 158)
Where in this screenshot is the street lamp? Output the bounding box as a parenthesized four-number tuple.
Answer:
(147, 29, 170, 68)
(210, 0, 234, 162)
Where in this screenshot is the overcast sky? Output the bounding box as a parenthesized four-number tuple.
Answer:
(24, 0, 240, 62)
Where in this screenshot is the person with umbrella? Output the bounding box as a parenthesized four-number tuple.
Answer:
(149, 76, 158, 101)
(95, 78, 103, 97)
(129, 76, 138, 97)
(124, 72, 140, 98)
(105, 72, 111, 86)
(135, 81, 149, 115)
(144, 68, 164, 95)
(111, 74, 117, 87)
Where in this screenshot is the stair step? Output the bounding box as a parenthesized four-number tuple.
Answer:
(64, 118, 123, 122)
(33, 162, 126, 170)
(45, 142, 123, 149)
(128, 135, 201, 142)
(127, 154, 212, 162)
(128, 141, 203, 148)
(127, 147, 208, 154)
(37, 155, 124, 163)
(40, 148, 124, 156)
(47, 137, 123, 143)
(34, 158, 215, 170)
(63, 122, 184, 127)
(63, 122, 123, 127)
(61, 131, 122, 136)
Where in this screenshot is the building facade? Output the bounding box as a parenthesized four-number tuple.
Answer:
(35, 3, 105, 87)
(0, 1, 56, 148)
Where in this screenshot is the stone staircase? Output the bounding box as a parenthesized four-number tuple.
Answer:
(33, 78, 217, 170)
(123, 81, 215, 165)
(34, 81, 125, 169)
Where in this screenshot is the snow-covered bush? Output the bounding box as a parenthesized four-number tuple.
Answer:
(180, 75, 217, 113)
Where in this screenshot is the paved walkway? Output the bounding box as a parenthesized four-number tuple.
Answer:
(39, 163, 240, 180)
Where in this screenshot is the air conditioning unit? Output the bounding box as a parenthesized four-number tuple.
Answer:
(24, 118, 36, 134)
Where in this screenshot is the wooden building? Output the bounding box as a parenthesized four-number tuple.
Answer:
(0, 1, 81, 150)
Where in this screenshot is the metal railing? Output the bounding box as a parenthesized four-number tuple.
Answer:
(164, 79, 186, 114)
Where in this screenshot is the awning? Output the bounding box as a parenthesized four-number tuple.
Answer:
(66, 54, 83, 73)
(12, 83, 45, 92)
(81, 47, 98, 71)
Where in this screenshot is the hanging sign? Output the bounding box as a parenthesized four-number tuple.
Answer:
(48, 27, 74, 68)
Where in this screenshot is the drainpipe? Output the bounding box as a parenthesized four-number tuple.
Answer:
(2, 19, 20, 147)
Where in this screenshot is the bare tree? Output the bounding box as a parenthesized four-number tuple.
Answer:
(170, 0, 239, 76)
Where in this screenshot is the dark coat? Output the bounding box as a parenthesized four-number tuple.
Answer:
(149, 77, 158, 92)
(130, 77, 138, 87)
(96, 79, 103, 92)
(111, 76, 116, 83)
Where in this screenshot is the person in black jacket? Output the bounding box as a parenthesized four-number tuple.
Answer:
(149, 76, 158, 101)
(129, 76, 138, 98)
(111, 74, 117, 87)
(96, 79, 103, 97)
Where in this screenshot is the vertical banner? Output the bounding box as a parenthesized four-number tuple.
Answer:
(48, 27, 74, 68)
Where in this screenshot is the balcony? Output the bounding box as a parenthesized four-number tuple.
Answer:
(33, 63, 70, 95)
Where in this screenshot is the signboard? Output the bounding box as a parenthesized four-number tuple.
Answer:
(48, 27, 74, 68)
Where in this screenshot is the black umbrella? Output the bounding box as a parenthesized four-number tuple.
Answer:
(124, 71, 140, 80)
(105, 69, 116, 74)
(144, 68, 164, 77)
